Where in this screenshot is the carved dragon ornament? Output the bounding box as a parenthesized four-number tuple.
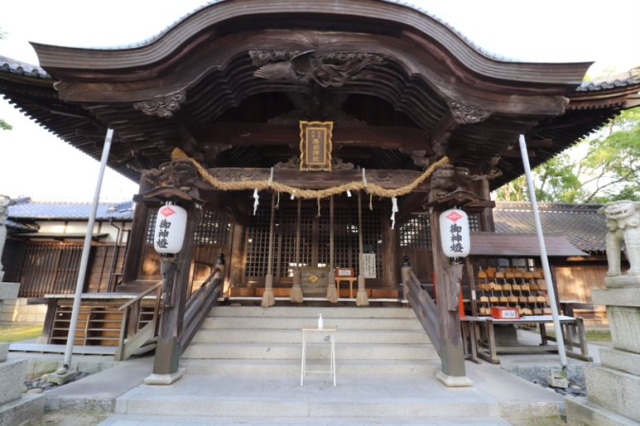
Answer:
(250, 49, 385, 88)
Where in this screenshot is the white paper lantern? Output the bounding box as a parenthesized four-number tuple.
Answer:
(439, 208, 470, 258)
(154, 204, 188, 254)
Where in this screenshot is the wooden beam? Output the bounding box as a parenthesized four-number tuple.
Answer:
(501, 149, 535, 158)
(430, 111, 458, 158)
(527, 138, 553, 148)
(395, 192, 429, 224)
(197, 123, 430, 150)
(198, 167, 431, 191)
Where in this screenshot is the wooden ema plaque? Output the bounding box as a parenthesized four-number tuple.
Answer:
(300, 121, 333, 171)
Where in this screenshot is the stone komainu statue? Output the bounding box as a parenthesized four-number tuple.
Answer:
(600, 200, 640, 277)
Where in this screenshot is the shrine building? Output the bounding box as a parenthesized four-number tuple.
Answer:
(1, 0, 639, 385)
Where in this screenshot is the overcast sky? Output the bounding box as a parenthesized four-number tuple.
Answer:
(1, 0, 639, 201)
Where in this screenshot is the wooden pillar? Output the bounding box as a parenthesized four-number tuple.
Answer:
(430, 207, 472, 387)
(122, 175, 153, 283)
(228, 222, 246, 289)
(261, 194, 276, 307)
(291, 198, 304, 302)
(356, 192, 369, 306)
(326, 196, 338, 302)
(147, 201, 196, 384)
(383, 218, 400, 288)
(42, 298, 59, 344)
(477, 179, 495, 232)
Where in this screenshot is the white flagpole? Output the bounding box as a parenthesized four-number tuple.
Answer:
(518, 134, 568, 368)
(62, 128, 114, 370)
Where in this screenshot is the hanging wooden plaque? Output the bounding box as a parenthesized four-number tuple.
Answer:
(300, 121, 333, 171)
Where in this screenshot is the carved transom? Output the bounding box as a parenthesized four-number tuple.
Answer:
(250, 49, 385, 88)
(274, 156, 355, 170)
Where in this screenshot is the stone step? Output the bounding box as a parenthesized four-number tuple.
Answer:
(103, 414, 511, 425)
(106, 305, 562, 426)
(190, 328, 430, 345)
(181, 358, 440, 377)
(211, 305, 416, 319)
(200, 316, 423, 330)
(114, 376, 499, 420)
(182, 305, 437, 378)
(182, 341, 437, 361)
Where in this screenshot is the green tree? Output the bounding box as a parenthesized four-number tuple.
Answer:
(494, 175, 528, 202)
(494, 109, 640, 203)
(580, 109, 640, 202)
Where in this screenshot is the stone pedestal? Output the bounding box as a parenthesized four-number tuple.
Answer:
(0, 343, 45, 426)
(0, 283, 20, 324)
(0, 343, 27, 405)
(566, 282, 640, 425)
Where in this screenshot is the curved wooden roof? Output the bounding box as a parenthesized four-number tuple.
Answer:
(1, 0, 639, 191)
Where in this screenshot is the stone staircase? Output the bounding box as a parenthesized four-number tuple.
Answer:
(181, 305, 439, 379)
(110, 305, 531, 424)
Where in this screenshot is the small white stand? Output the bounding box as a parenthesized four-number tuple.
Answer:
(300, 327, 336, 386)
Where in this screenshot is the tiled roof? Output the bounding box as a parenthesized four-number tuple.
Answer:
(470, 232, 587, 257)
(0, 55, 50, 79)
(577, 66, 640, 91)
(4, 218, 37, 231)
(8, 200, 134, 221)
(493, 202, 606, 253)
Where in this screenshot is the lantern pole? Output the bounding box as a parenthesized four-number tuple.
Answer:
(519, 134, 568, 369)
(62, 128, 114, 371)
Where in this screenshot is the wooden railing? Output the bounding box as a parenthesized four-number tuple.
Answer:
(402, 266, 441, 355)
(180, 263, 225, 351)
(115, 281, 162, 361)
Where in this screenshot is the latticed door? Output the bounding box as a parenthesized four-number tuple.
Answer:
(243, 196, 382, 285)
(141, 207, 231, 292)
(398, 212, 481, 283)
(15, 242, 82, 297)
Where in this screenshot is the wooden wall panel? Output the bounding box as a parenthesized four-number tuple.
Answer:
(553, 264, 607, 303)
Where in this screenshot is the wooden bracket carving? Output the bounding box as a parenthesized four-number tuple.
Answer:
(448, 100, 491, 124)
(133, 89, 186, 118)
(427, 164, 495, 209)
(144, 160, 199, 193)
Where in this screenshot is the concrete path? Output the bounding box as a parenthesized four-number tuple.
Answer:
(30, 350, 564, 425)
(10, 329, 608, 425)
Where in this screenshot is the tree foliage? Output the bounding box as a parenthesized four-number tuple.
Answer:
(494, 109, 640, 203)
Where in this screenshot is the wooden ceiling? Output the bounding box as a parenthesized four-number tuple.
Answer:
(1, 0, 639, 192)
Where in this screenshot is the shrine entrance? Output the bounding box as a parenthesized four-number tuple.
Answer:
(242, 195, 384, 296)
